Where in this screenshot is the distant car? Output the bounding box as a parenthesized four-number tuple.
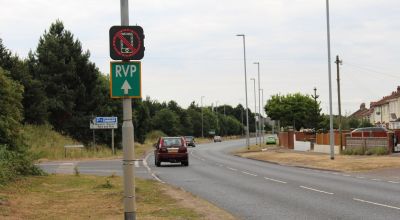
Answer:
(154, 137, 188, 167)
(266, 136, 277, 145)
(213, 136, 222, 142)
(350, 127, 388, 138)
(184, 136, 196, 147)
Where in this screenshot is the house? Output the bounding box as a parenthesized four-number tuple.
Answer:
(350, 103, 371, 121)
(368, 86, 400, 128)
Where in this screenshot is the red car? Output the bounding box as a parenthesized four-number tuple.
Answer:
(154, 137, 189, 167)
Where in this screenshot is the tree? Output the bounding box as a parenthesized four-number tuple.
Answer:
(265, 93, 322, 130)
(151, 109, 180, 136)
(29, 20, 105, 141)
(0, 68, 24, 150)
(0, 39, 48, 124)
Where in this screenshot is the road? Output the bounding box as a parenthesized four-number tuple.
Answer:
(39, 139, 400, 220)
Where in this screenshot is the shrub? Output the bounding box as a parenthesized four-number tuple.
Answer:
(0, 145, 44, 185)
(342, 147, 364, 155)
(367, 147, 388, 156)
(145, 130, 166, 143)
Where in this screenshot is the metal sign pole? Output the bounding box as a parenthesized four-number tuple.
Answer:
(120, 0, 136, 219)
(112, 128, 115, 155)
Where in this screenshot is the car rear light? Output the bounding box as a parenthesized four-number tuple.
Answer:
(178, 146, 187, 153)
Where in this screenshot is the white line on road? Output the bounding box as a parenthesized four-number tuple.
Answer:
(227, 167, 238, 171)
(371, 179, 381, 181)
(143, 153, 165, 184)
(241, 171, 258, 176)
(61, 162, 74, 166)
(343, 174, 351, 177)
(356, 176, 365, 179)
(300, 186, 334, 195)
(264, 177, 287, 184)
(388, 181, 399, 184)
(353, 198, 400, 210)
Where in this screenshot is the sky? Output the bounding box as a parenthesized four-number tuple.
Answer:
(1, 0, 399, 116)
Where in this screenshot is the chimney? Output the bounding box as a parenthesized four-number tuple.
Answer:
(360, 103, 366, 110)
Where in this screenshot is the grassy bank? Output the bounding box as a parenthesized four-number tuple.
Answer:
(0, 175, 236, 220)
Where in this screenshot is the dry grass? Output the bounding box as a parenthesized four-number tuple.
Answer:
(0, 174, 236, 220)
(236, 148, 400, 172)
(24, 124, 153, 161)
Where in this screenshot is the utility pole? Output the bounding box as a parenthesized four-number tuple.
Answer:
(201, 96, 205, 138)
(254, 62, 262, 147)
(216, 101, 219, 135)
(335, 55, 343, 153)
(250, 78, 258, 145)
(312, 87, 319, 132)
(260, 88, 265, 146)
(120, 0, 136, 219)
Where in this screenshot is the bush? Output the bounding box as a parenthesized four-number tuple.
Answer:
(0, 145, 44, 185)
(145, 130, 166, 143)
(342, 146, 388, 156)
(366, 147, 388, 156)
(342, 147, 364, 155)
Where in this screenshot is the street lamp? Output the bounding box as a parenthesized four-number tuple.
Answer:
(325, 0, 334, 160)
(236, 34, 250, 148)
(250, 78, 258, 145)
(254, 62, 262, 148)
(201, 96, 205, 138)
(260, 88, 265, 146)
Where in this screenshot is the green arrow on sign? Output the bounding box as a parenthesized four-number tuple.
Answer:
(110, 61, 141, 98)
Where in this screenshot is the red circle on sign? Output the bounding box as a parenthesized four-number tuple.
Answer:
(112, 29, 142, 58)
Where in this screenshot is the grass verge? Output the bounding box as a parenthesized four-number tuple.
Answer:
(0, 174, 236, 220)
(235, 146, 400, 172)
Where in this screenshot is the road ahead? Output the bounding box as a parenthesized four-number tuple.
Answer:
(40, 139, 400, 219)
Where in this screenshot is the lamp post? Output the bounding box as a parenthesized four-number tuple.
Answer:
(325, 0, 335, 160)
(201, 96, 205, 138)
(254, 62, 262, 147)
(260, 88, 264, 145)
(236, 34, 250, 148)
(250, 78, 258, 145)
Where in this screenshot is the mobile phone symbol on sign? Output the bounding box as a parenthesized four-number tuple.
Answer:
(121, 32, 134, 54)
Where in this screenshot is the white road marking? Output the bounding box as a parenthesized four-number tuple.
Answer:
(134, 161, 140, 168)
(227, 167, 238, 171)
(371, 179, 381, 181)
(300, 186, 334, 195)
(356, 176, 365, 179)
(241, 171, 258, 176)
(264, 177, 287, 184)
(343, 174, 351, 177)
(388, 181, 399, 184)
(143, 153, 165, 184)
(353, 198, 400, 210)
(60, 162, 74, 165)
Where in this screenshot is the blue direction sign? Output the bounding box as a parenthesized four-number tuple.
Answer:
(90, 117, 118, 129)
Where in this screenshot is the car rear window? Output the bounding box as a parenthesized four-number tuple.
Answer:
(185, 137, 193, 141)
(162, 138, 183, 147)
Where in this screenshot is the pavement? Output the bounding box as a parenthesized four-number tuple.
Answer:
(39, 138, 400, 220)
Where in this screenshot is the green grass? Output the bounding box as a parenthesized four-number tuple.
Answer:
(0, 175, 202, 220)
